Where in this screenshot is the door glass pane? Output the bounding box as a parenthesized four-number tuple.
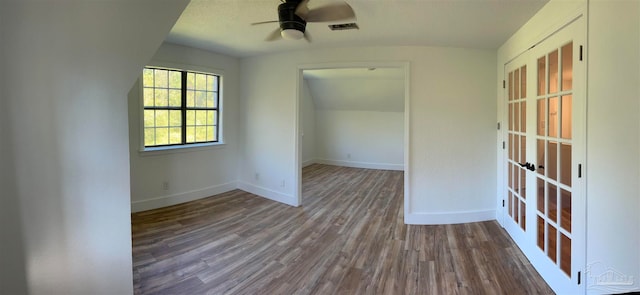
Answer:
(508, 162, 513, 189)
(514, 197, 520, 223)
(548, 225, 558, 263)
(561, 42, 573, 91)
(538, 57, 546, 96)
(514, 103, 520, 132)
(538, 216, 545, 250)
(509, 191, 513, 217)
(548, 183, 558, 223)
(561, 189, 572, 233)
(509, 104, 514, 131)
(549, 97, 559, 138)
(560, 143, 572, 186)
(520, 202, 526, 230)
(537, 178, 545, 213)
(537, 139, 545, 176)
(520, 136, 526, 164)
(509, 72, 514, 101)
(561, 234, 572, 276)
(514, 68, 520, 100)
(514, 135, 520, 164)
(548, 141, 558, 181)
(549, 50, 559, 94)
(561, 95, 572, 139)
(521, 168, 527, 199)
(521, 65, 527, 99)
(537, 99, 546, 136)
(521, 102, 527, 132)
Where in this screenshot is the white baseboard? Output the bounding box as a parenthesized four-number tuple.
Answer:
(131, 182, 237, 212)
(316, 159, 404, 171)
(237, 182, 299, 207)
(404, 209, 496, 225)
(302, 159, 316, 168)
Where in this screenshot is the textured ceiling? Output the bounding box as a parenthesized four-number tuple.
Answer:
(165, 0, 549, 58)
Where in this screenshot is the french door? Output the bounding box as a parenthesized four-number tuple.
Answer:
(502, 16, 586, 294)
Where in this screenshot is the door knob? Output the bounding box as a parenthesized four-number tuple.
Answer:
(519, 162, 536, 172)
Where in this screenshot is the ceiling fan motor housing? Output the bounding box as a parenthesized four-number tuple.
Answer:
(278, 0, 307, 33)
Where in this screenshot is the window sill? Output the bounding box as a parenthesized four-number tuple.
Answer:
(139, 142, 226, 157)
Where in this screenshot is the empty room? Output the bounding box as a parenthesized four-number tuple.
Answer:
(2, 1, 639, 295)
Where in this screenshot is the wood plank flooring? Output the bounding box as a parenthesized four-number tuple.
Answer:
(132, 164, 554, 295)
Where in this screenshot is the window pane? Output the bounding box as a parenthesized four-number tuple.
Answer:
(514, 103, 520, 132)
(548, 183, 558, 223)
(537, 217, 545, 250)
(169, 71, 181, 89)
(186, 110, 195, 126)
(209, 75, 218, 91)
(195, 73, 207, 91)
(549, 50, 558, 94)
(560, 234, 571, 276)
(561, 189, 572, 232)
(195, 126, 207, 142)
(143, 88, 154, 107)
(155, 110, 168, 127)
(155, 89, 168, 107)
(187, 90, 195, 107)
(144, 110, 155, 127)
(537, 139, 545, 176)
(509, 71, 514, 101)
(207, 126, 216, 141)
(520, 65, 527, 99)
(514, 68, 520, 100)
(144, 128, 155, 146)
(548, 225, 557, 263)
(207, 111, 216, 125)
(196, 91, 207, 107)
(186, 126, 196, 142)
(561, 42, 573, 91)
(195, 110, 207, 126)
(155, 127, 169, 145)
(521, 102, 526, 133)
(169, 127, 181, 144)
(537, 177, 545, 213)
(207, 92, 216, 108)
(186, 72, 195, 90)
(169, 110, 182, 127)
(154, 69, 168, 88)
(169, 90, 181, 107)
(143, 69, 154, 87)
(548, 141, 558, 181)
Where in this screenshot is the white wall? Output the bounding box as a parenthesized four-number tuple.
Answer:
(315, 110, 404, 170)
(497, 0, 640, 293)
(0, 1, 188, 294)
(240, 46, 497, 223)
(585, 1, 639, 293)
(128, 43, 240, 212)
(301, 80, 317, 166)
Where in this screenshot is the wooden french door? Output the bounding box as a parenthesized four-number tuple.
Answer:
(502, 16, 586, 294)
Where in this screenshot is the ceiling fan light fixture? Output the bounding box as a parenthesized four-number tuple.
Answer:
(281, 29, 304, 40)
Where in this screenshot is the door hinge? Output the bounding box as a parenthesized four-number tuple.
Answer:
(497, 122, 501, 130)
(503, 80, 506, 89)
(502, 200, 505, 207)
(577, 271, 581, 284)
(579, 45, 583, 61)
(578, 164, 582, 178)
(502, 141, 505, 149)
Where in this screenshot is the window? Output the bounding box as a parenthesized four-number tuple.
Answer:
(142, 67, 220, 148)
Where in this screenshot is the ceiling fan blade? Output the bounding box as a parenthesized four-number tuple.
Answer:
(304, 30, 312, 43)
(265, 27, 282, 42)
(294, 0, 310, 19)
(251, 20, 280, 26)
(303, 2, 355, 23)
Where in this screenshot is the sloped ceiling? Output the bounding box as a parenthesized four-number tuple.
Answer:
(304, 67, 405, 112)
(165, 0, 549, 58)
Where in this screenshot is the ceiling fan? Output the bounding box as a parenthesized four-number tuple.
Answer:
(251, 0, 356, 42)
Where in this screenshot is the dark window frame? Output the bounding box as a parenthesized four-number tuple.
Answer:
(142, 67, 221, 148)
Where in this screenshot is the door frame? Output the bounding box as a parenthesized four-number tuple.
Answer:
(293, 61, 411, 212)
(498, 10, 588, 295)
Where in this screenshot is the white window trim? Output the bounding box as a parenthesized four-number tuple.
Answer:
(138, 61, 225, 154)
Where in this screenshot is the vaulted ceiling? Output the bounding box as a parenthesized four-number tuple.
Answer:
(165, 0, 549, 58)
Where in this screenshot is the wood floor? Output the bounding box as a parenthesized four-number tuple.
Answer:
(132, 164, 553, 295)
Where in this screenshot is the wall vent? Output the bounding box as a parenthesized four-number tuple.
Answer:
(329, 23, 359, 31)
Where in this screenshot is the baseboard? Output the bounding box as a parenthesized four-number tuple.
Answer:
(131, 182, 237, 212)
(316, 159, 404, 171)
(302, 159, 316, 168)
(404, 209, 496, 225)
(237, 182, 299, 207)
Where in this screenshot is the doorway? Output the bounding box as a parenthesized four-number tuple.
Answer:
(294, 63, 410, 207)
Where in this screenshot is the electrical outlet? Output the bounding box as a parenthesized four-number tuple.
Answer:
(162, 181, 169, 191)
